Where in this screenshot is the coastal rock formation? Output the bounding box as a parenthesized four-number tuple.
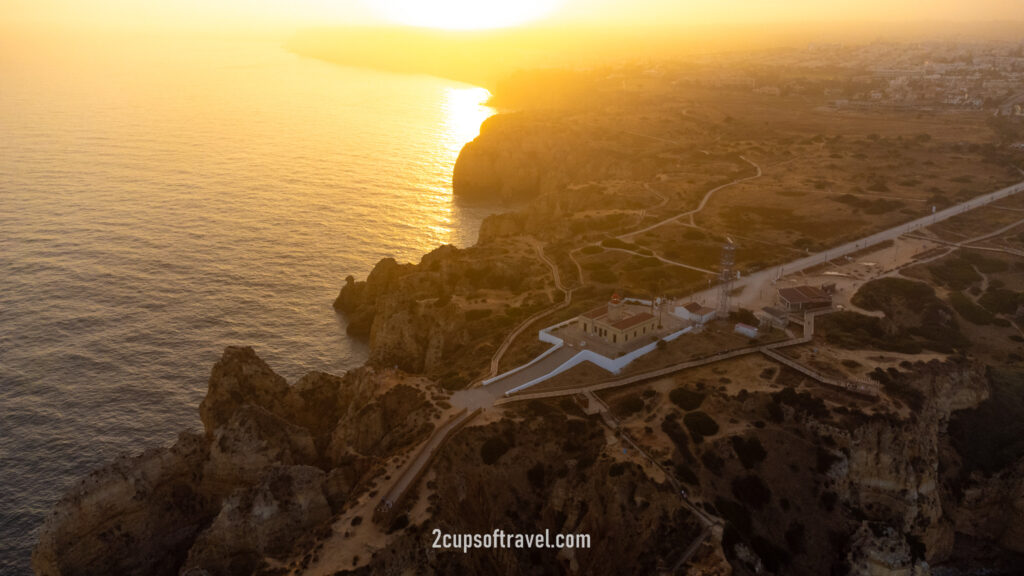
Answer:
(840, 362, 988, 564)
(32, 432, 214, 576)
(182, 465, 331, 575)
(845, 523, 931, 576)
(33, 347, 437, 576)
(347, 406, 708, 575)
(200, 346, 290, 435)
(949, 460, 1024, 554)
(453, 114, 628, 203)
(333, 242, 550, 382)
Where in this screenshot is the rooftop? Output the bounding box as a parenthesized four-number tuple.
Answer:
(778, 285, 831, 304)
(683, 302, 715, 314)
(612, 312, 655, 330)
(580, 302, 656, 330)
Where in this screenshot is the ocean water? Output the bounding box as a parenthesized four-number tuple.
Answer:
(0, 34, 497, 573)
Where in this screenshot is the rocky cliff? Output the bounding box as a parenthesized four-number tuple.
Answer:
(453, 113, 641, 203)
(32, 347, 438, 576)
(332, 241, 553, 385)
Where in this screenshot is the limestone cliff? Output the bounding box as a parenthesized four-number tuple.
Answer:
(453, 114, 634, 203)
(332, 241, 551, 383)
(33, 347, 437, 576)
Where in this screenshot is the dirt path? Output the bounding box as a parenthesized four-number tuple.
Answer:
(620, 156, 762, 239)
(475, 238, 573, 384)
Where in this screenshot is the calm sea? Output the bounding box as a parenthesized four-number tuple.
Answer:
(0, 33, 498, 572)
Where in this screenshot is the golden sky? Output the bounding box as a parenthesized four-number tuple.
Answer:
(4, 0, 1024, 31)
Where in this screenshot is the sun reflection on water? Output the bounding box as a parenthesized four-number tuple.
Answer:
(441, 86, 495, 159)
(416, 84, 497, 248)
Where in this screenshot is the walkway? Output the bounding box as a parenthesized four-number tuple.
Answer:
(475, 239, 573, 385)
(378, 407, 479, 512)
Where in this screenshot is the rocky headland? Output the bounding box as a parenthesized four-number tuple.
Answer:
(34, 68, 1024, 575)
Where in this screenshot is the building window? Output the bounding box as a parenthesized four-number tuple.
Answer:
(613, 335, 617, 343)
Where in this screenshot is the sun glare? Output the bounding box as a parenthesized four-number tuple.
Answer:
(370, 0, 561, 30)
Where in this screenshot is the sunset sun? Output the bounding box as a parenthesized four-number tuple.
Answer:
(369, 0, 561, 30)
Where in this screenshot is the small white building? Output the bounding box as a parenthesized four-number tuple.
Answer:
(734, 323, 760, 339)
(676, 302, 717, 325)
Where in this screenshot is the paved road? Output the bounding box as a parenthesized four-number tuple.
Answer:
(686, 178, 1024, 310)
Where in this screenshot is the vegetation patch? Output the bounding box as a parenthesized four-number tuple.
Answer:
(979, 287, 1023, 316)
(949, 292, 995, 325)
(669, 388, 706, 411)
(683, 411, 720, 443)
(832, 193, 905, 215)
(927, 256, 982, 290)
(731, 474, 772, 509)
(772, 387, 831, 420)
(870, 368, 925, 411)
(480, 437, 510, 465)
(731, 436, 767, 469)
(614, 393, 645, 417)
(823, 278, 969, 353)
(661, 414, 694, 459)
(601, 237, 642, 252)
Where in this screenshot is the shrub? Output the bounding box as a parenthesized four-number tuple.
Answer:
(772, 387, 831, 420)
(684, 412, 719, 442)
(465, 308, 493, 321)
(480, 437, 510, 465)
(615, 394, 645, 417)
(731, 475, 772, 509)
(669, 388, 706, 411)
(979, 288, 1023, 315)
(661, 414, 693, 458)
(729, 308, 758, 326)
(731, 436, 767, 469)
(674, 461, 698, 485)
(751, 536, 791, 573)
(701, 451, 725, 475)
(528, 464, 546, 489)
(601, 237, 640, 251)
(714, 498, 752, 534)
(387, 514, 409, 533)
(928, 257, 981, 290)
(785, 522, 806, 554)
(949, 292, 995, 325)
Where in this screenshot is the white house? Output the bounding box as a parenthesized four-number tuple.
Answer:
(676, 302, 717, 324)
